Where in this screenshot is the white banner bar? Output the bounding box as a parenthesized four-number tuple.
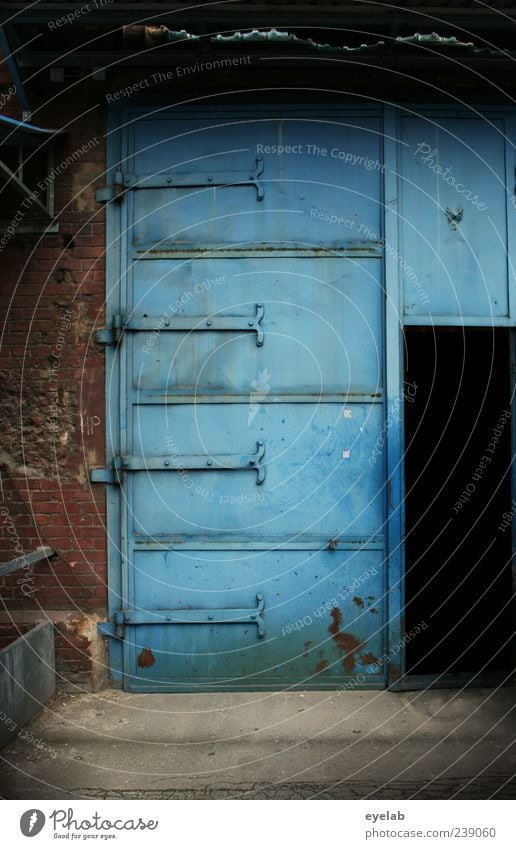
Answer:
(2, 800, 514, 848)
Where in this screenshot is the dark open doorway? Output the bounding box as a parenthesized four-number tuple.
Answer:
(404, 328, 513, 677)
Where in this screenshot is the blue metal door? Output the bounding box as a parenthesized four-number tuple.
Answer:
(109, 106, 387, 691)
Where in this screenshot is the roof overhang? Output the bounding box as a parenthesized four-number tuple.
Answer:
(3, 2, 516, 99)
(3, 2, 516, 30)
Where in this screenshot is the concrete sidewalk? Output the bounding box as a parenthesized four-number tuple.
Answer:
(1, 687, 515, 800)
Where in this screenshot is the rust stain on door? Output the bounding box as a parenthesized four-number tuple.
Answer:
(137, 647, 155, 667)
(328, 607, 365, 673)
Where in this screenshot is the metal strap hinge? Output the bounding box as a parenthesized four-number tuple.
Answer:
(90, 467, 117, 485)
(95, 314, 123, 345)
(95, 304, 265, 347)
(96, 161, 264, 202)
(118, 158, 264, 201)
(95, 170, 124, 203)
(90, 442, 266, 486)
(103, 594, 266, 640)
(97, 620, 116, 639)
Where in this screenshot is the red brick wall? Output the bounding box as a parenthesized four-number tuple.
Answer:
(0, 79, 109, 690)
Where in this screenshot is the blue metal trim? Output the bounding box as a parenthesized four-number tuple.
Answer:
(0, 28, 30, 119)
(123, 680, 385, 694)
(120, 110, 133, 690)
(130, 246, 383, 258)
(510, 330, 516, 677)
(132, 537, 385, 550)
(383, 106, 405, 690)
(404, 317, 515, 326)
(103, 103, 125, 685)
(125, 393, 384, 404)
(0, 113, 61, 142)
(506, 115, 516, 324)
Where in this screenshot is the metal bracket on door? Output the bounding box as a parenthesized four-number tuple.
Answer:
(105, 158, 265, 201)
(95, 171, 125, 203)
(444, 207, 463, 230)
(110, 593, 266, 639)
(95, 303, 265, 347)
(90, 440, 266, 486)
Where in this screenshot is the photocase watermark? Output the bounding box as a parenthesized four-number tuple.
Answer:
(248, 369, 271, 425)
(50, 808, 158, 833)
(20, 810, 46, 838)
(106, 56, 253, 102)
(1, 710, 57, 757)
(0, 82, 17, 110)
(48, 0, 114, 30)
(369, 380, 418, 466)
(0, 136, 100, 252)
(47, 307, 73, 434)
(413, 142, 488, 212)
(257, 142, 385, 171)
(337, 620, 428, 688)
(452, 408, 511, 514)
(0, 507, 36, 596)
(310, 207, 357, 230)
(20, 807, 159, 837)
(281, 565, 378, 637)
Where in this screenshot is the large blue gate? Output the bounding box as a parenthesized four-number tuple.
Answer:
(100, 106, 389, 691)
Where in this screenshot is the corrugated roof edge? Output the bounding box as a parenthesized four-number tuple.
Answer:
(151, 26, 513, 56)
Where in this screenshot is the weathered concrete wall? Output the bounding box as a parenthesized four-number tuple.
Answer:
(0, 621, 55, 748)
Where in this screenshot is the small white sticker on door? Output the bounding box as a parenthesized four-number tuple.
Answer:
(342, 449, 351, 459)
(343, 409, 352, 418)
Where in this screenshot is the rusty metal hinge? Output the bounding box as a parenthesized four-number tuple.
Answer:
(95, 304, 265, 347)
(90, 442, 266, 486)
(102, 594, 266, 640)
(95, 170, 124, 203)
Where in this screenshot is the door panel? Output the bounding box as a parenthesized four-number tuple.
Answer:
(116, 108, 387, 690)
(131, 258, 383, 393)
(131, 402, 384, 539)
(128, 549, 384, 689)
(130, 116, 382, 250)
(399, 116, 509, 317)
